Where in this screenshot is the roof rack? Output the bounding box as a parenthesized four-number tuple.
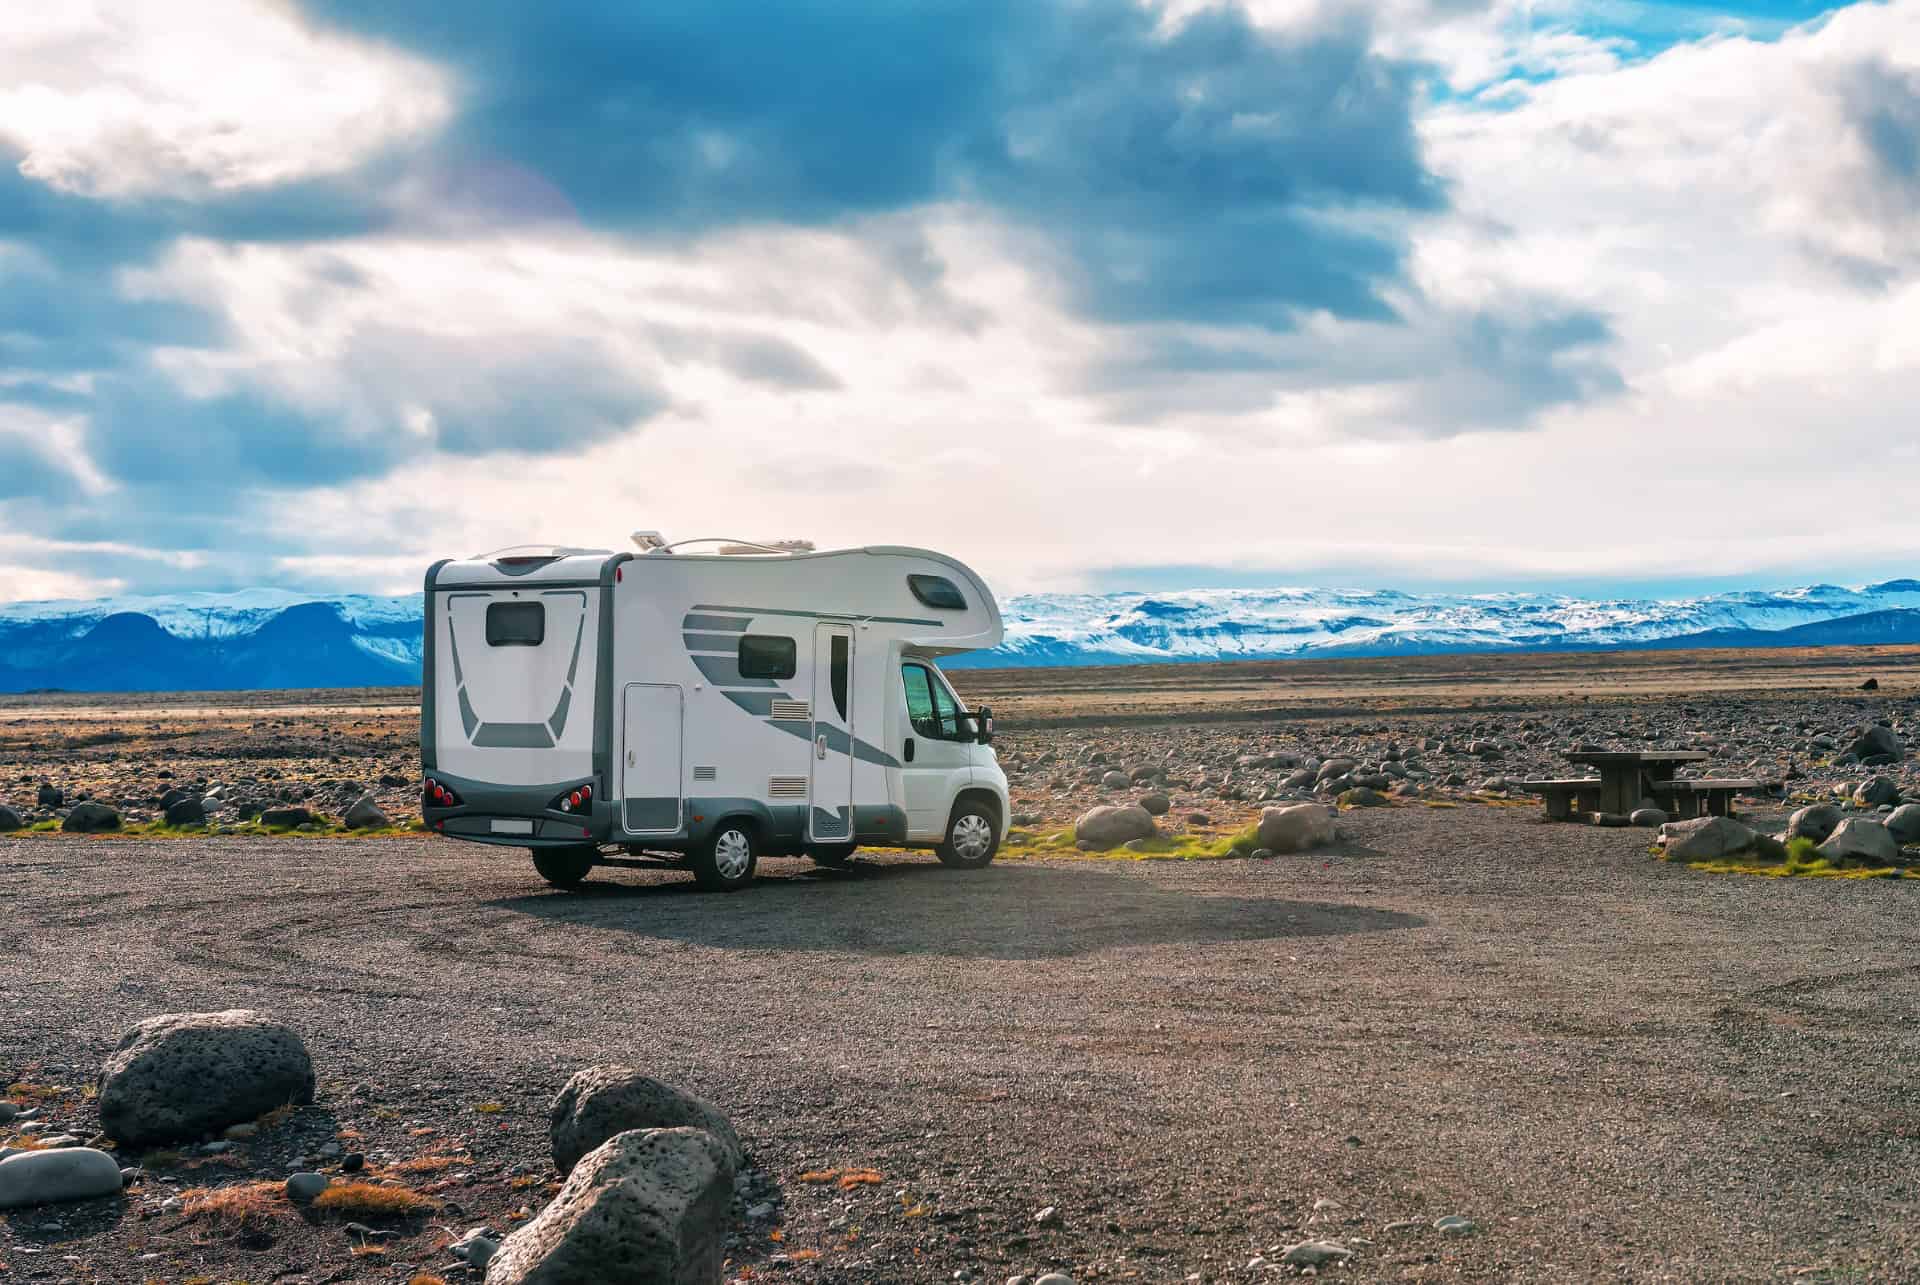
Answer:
(475, 544, 611, 560)
(641, 537, 817, 556)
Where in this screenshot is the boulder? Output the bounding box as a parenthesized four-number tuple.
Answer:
(1887, 803, 1920, 846)
(1098, 771, 1130, 791)
(487, 1128, 734, 1285)
(1819, 818, 1899, 866)
(1338, 787, 1390, 808)
(36, 784, 62, 807)
(61, 802, 120, 833)
(97, 1010, 315, 1146)
(1847, 725, 1903, 762)
(1073, 805, 1157, 851)
(1281, 769, 1317, 789)
(260, 807, 313, 829)
(1135, 792, 1170, 817)
(0, 1147, 123, 1209)
(1786, 804, 1844, 844)
(0, 805, 21, 832)
(344, 796, 390, 830)
(285, 1172, 330, 1203)
(550, 1067, 742, 1177)
(1255, 804, 1335, 854)
(1314, 758, 1357, 783)
(1659, 815, 1758, 861)
(163, 797, 206, 827)
(1855, 776, 1901, 808)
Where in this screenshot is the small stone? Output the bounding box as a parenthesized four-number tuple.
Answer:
(1382, 1220, 1421, 1233)
(451, 1227, 500, 1266)
(39, 1134, 82, 1148)
(341, 1151, 365, 1172)
(1033, 1205, 1060, 1226)
(223, 1122, 258, 1140)
(1034, 1275, 1075, 1285)
(344, 795, 390, 830)
(285, 1172, 330, 1203)
(1434, 1215, 1475, 1235)
(0, 1103, 16, 1124)
(1279, 1241, 1352, 1267)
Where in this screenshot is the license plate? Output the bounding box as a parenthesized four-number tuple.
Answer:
(490, 819, 534, 835)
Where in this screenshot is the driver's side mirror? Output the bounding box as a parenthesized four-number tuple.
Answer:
(976, 706, 995, 746)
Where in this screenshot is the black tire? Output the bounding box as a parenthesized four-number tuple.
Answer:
(532, 845, 595, 888)
(937, 799, 1000, 869)
(692, 820, 759, 892)
(806, 843, 859, 867)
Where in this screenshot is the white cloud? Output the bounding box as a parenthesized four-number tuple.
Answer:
(0, 0, 450, 197)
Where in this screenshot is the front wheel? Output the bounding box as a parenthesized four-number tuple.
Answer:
(693, 821, 759, 892)
(937, 801, 1000, 869)
(533, 845, 596, 888)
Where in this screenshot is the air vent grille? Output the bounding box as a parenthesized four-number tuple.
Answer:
(768, 776, 807, 799)
(692, 766, 717, 782)
(769, 700, 811, 722)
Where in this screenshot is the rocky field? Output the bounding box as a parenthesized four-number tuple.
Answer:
(3, 648, 1920, 1282)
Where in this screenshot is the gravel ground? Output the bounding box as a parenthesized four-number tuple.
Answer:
(5, 807, 1920, 1283)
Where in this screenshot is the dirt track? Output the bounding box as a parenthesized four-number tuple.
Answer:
(5, 807, 1920, 1282)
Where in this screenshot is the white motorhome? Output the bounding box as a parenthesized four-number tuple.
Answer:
(419, 535, 1009, 890)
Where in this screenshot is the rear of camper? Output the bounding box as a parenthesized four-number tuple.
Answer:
(421, 538, 1008, 890)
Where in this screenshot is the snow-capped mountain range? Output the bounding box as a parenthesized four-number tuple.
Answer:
(2, 580, 1919, 693)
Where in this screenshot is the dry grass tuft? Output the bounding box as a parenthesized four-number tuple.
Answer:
(255, 1104, 294, 1130)
(180, 1180, 290, 1231)
(799, 1167, 884, 1188)
(312, 1181, 441, 1218)
(410, 1276, 450, 1285)
(383, 1153, 468, 1175)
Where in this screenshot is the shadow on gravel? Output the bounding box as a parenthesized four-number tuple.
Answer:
(485, 861, 1424, 959)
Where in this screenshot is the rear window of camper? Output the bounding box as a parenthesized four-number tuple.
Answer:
(738, 634, 797, 679)
(485, 601, 546, 647)
(908, 574, 966, 610)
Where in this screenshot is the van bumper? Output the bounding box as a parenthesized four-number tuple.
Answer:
(421, 772, 611, 846)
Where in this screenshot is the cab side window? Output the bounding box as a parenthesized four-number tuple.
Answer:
(902, 662, 961, 740)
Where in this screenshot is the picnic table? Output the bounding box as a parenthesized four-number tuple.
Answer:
(1516, 750, 1771, 821)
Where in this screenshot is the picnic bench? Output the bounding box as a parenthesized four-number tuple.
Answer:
(1518, 750, 1777, 821)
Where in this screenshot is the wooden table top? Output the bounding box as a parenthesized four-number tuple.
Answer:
(1564, 750, 1710, 765)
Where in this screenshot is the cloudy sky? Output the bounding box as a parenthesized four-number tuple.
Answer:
(2, 0, 1915, 603)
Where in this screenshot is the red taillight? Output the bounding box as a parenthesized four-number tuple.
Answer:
(616, 567, 623, 582)
(581, 784, 592, 800)
(570, 791, 582, 808)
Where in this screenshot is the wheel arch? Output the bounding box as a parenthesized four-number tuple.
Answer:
(948, 787, 1004, 831)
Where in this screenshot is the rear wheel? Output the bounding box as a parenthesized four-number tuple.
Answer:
(806, 843, 858, 867)
(693, 821, 759, 892)
(937, 801, 1000, 869)
(532, 845, 595, 888)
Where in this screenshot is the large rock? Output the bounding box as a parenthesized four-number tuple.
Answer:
(344, 796, 390, 830)
(487, 1128, 734, 1285)
(1659, 815, 1758, 861)
(260, 807, 313, 828)
(1786, 804, 1844, 844)
(163, 797, 206, 826)
(1819, 818, 1899, 866)
(1315, 758, 1357, 783)
(0, 805, 21, 832)
(1135, 792, 1170, 817)
(36, 784, 62, 807)
(1255, 804, 1335, 854)
(61, 802, 120, 833)
(551, 1067, 742, 1177)
(1848, 725, 1903, 763)
(0, 1147, 123, 1209)
(1073, 805, 1157, 851)
(1338, 787, 1390, 808)
(1887, 803, 1920, 846)
(97, 1010, 315, 1146)
(1855, 776, 1901, 809)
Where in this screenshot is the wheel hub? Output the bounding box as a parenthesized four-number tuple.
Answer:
(952, 814, 993, 859)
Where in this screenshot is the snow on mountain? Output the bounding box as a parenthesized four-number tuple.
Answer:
(1, 579, 1918, 691)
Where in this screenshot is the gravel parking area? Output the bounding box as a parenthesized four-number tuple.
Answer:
(4, 806, 1920, 1282)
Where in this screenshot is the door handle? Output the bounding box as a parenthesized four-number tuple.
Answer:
(626, 750, 635, 767)
(816, 734, 828, 760)
(904, 737, 915, 763)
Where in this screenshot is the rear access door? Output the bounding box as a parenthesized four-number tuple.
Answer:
(809, 622, 854, 841)
(622, 684, 684, 835)
(434, 586, 598, 787)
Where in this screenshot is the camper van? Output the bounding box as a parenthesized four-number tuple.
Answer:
(418, 535, 1009, 890)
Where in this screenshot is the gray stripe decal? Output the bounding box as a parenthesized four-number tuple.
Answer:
(753, 708, 901, 768)
(692, 654, 777, 688)
(681, 632, 741, 652)
(719, 691, 780, 716)
(682, 613, 749, 631)
(473, 721, 555, 748)
(457, 688, 480, 738)
(548, 686, 571, 737)
(693, 602, 944, 628)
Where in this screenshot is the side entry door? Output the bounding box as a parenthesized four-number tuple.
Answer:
(622, 683, 684, 834)
(808, 623, 855, 841)
(898, 659, 972, 836)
